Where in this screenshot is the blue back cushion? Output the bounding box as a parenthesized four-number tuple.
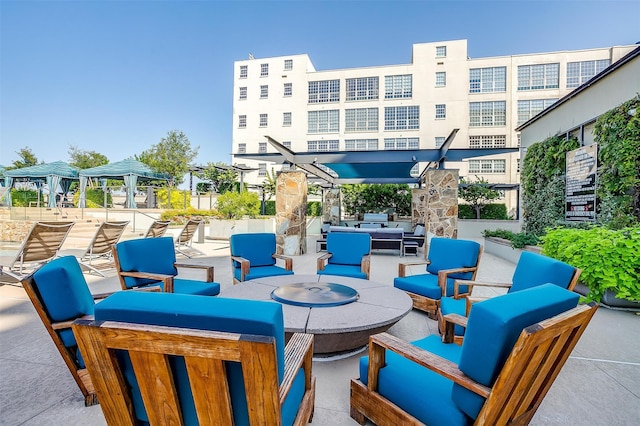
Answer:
(95, 292, 286, 425)
(115, 237, 177, 288)
(327, 232, 370, 265)
(32, 256, 95, 323)
(510, 251, 576, 293)
(230, 233, 277, 267)
(451, 284, 580, 420)
(426, 238, 480, 280)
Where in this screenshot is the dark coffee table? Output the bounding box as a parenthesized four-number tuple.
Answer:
(220, 274, 412, 355)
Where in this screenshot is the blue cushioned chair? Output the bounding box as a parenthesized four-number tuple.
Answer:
(317, 232, 371, 279)
(21, 256, 111, 406)
(439, 251, 582, 339)
(113, 237, 220, 295)
(394, 237, 482, 317)
(73, 291, 316, 425)
(350, 284, 598, 426)
(229, 232, 294, 284)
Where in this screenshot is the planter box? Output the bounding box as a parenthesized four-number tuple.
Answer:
(483, 237, 540, 264)
(208, 218, 276, 239)
(574, 283, 640, 311)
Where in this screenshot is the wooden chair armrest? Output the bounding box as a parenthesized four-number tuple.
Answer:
(362, 254, 371, 279)
(442, 313, 469, 343)
(456, 280, 513, 289)
(91, 285, 163, 301)
(118, 271, 174, 293)
(174, 262, 215, 282)
(231, 256, 250, 282)
(437, 267, 479, 296)
(52, 315, 94, 331)
(398, 260, 431, 277)
(273, 254, 293, 271)
(316, 252, 332, 271)
(367, 333, 490, 398)
(280, 332, 314, 404)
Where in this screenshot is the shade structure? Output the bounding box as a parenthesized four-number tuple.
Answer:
(3, 161, 79, 207)
(78, 159, 168, 208)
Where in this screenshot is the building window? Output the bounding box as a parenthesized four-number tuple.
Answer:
(469, 135, 507, 148)
(284, 82, 292, 97)
(384, 137, 419, 150)
(436, 46, 446, 57)
(346, 77, 379, 101)
(345, 108, 378, 131)
(566, 59, 610, 88)
(284, 59, 293, 70)
(308, 79, 340, 103)
(259, 113, 268, 127)
(435, 71, 446, 87)
(258, 142, 267, 153)
(517, 99, 557, 125)
(435, 104, 446, 119)
(469, 66, 506, 93)
(260, 85, 268, 99)
(238, 115, 247, 128)
(468, 159, 506, 174)
(237, 143, 246, 153)
(410, 164, 420, 177)
(517, 63, 559, 90)
(239, 65, 248, 78)
(283, 141, 291, 149)
(384, 75, 412, 99)
(281, 163, 291, 171)
(345, 139, 379, 151)
(308, 110, 339, 133)
(258, 163, 267, 177)
(307, 140, 339, 152)
(435, 136, 445, 148)
(239, 87, 247, 100)
(384, 106, 419, 130)
(260, 63, 269, 77)
(469, 101, 506, 127)
(283, 112, 292, 126)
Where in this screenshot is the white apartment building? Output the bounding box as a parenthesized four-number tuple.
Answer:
(231, 39, 637, 214)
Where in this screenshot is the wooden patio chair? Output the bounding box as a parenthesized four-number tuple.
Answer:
(0, 221, 74, 280)
(174, 218, 205, 257)
(393, 237, 482, 318)
(73, 291, 316, 425)
(317, 232, 371, 280)
(59, 221, 129, 276)
(229, 232, 294, 284)
(439, 250, 582, 341)
(144, 219, 171, 238)
(350, 284, 598, 425)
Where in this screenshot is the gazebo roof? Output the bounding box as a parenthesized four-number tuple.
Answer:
(4, 161, 79, 179)
(79, 159, 168, 180)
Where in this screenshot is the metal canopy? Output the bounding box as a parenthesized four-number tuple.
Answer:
(232, 132, 520, 185)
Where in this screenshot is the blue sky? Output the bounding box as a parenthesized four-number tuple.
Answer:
(1, 0, 639, 170)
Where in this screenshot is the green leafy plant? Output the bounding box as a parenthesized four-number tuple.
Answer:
(215, 191, 260, 219)
(482, 229, 539, 249)
(72, 188, 112, 208)
(156, 188, 191, 209)
(341, 184, 411, 217)
(541, 226, 640, 302)
(458, 204, 508, 220)
(9, 189, 40, 207)
(160, 208, 219, 224)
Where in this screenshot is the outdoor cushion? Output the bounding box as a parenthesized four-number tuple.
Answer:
(394, 273, 468, 299)
(426, 238, 481, 280)
(230, 233, 278, 267)
(510, 251, 576, 292)
(326, 232, 370, 265)
(318, 264, 367, 280)
(116, 237, 178, 289)
(95, 291, 305, 426)
(243, 265, 294, 281)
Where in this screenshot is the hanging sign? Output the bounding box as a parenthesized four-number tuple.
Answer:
(565, 144, 597, 221)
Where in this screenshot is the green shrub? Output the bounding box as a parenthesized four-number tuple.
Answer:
(307, 201, 322, 217)
(160, 208, 219, 224)
(482, 229, 539, 249)
(262, 200, 276, 216)
(157, 188, 191, 209)
(216, 191, 260, 219)
(72, 188, 113, 208)
(9, 189, 40, 207)
(541, 226, 640, 302)
(459, 204, 508, 219)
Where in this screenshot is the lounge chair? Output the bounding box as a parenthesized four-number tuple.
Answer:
(174, 218, 205, 257)
(73, 291, 316, 425)
(317, 232, 371, 279)
(58, 221, 129, 276)
(144, 219, 171, 238)
(229, 232, 294, 284)
(0, 221, 74, 280)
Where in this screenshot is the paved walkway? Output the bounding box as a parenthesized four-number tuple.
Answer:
(1, 231, 638, 425)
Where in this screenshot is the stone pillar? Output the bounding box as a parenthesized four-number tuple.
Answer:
(411, 188, 428, 228)
(275, 171, 307, 255)
(322, 188, 341, 225)
(424, 169, 459, 239)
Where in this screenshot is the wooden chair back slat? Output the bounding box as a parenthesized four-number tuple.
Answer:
(186, 357, 233, 425)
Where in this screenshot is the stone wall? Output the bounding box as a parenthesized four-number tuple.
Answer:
(322, 188, 341, 225)
(411, 188, 428, 229)
(0, 220, 33, 242)
(423, 169, 459, 239)
(275, 171, 307, 255)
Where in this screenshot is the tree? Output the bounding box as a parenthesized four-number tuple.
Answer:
(68, 145, 108, 169)
(340, 184, 412, 217)
(458, 176, 502, 219)
(10, 147, 40, 169)
(196, 162, 238, 194)
(137, 130, 198, 187)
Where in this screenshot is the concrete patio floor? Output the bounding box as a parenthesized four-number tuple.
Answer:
(1, 231, 639, 425)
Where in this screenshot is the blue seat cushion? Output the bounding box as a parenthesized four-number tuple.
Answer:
(95, 292, 303, 426)
(359, 335, 471, 426)
(510, 251, 576, 292)
(394, 274, 468, 300)
(318, 264, 367, 279)
(236, 265, 294, 282)
(426, 238, 480, 280)
(439, 297, 467, 336)
(115, 237, 178, 288)
(452, 284, 580, 420)
(326, 232, 370, 265)
(230, 233, 277, 267)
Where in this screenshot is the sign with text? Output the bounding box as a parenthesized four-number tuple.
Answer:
(565, 144, 597, 221)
